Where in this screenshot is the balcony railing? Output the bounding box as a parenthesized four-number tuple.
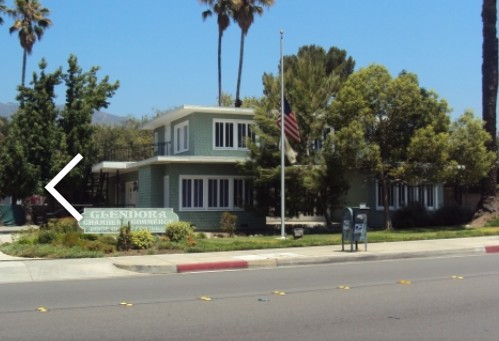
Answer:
(98, 142, 172, 162)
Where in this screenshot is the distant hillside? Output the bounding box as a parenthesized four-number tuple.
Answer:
(0, 102, 127, 125)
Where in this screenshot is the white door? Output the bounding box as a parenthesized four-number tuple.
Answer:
(126, 181, 138, 207)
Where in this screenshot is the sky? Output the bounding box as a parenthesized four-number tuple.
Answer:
(0, 1, 485, 121)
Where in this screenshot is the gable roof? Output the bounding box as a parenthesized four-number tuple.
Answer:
(142, 105, 255, 130)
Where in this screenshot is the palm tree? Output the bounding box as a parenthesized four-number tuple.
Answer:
(200, 0, 235, 106)
(481, 0, 498, 198)
(232, 0, 274, 107)
(8, 0, 52, 87)
(0, 0, 7, 25)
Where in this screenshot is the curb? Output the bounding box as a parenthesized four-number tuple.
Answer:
(177, 260, 248, 273)
(485, 245, 499, 253)
(110, 246, 494, 275)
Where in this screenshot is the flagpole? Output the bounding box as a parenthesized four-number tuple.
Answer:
(280, 30, 286, 239)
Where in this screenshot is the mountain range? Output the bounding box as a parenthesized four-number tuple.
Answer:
(0, 102, 127, 125)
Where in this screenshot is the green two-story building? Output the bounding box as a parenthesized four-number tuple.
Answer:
(92, 105, 263, 231)
(91, 104, 445, 231)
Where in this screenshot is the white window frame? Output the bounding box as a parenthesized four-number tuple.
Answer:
(174, 121, 189, 154)
(179, 176, 253, 211)
(376, 181, 438, 211)
(213, 119, 254, 150)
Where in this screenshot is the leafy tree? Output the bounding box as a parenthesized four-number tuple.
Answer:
(55, 55, 119, 203)
(479, 0, 498, 205)
(0, 59, 60, 203)
(446, 112, 495, 186)
(201, 0, 235, 106)
(400, 111, 495, 187)
(0, 117, 8, 142)
(241, 45, 354, 225)
(232, 0, 274, 107)
(330, 65, 451, 229)
(219, 91, 261, 108)
(0, 56, 119, 207)
(8, 0, 52, 87)
(15, 59, 61, 189)
(92, 118, 152, 162)
(0, 124, 38, 203)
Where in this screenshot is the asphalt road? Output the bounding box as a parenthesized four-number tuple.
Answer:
(1, 254, 498, 340)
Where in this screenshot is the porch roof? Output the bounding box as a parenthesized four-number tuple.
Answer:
(92, 155, 248, 175)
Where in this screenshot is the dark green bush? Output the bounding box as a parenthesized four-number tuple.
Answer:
(432, 204, 474, 226)
(37, 230, 58, 244)
(165, 221, 195, 243)
(392, 203, 431, 229)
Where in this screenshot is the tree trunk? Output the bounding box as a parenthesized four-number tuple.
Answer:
(381, 176, 392, 230)
(235, 30, 245, 108)
(481, 0, 498, 198)
(217, 29, 223, 106)
(21, 49, 27, 88)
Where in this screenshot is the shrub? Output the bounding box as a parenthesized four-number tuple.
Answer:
(165, 221, 194, 243)
(220, 212, 237, 236)
(13, 230, 39, 245)
(130, 229, 156, 249)
(81, 240, 115, 254)
(63, 232, 82, 247)
(117, 223, 132, 251)
(37, 230, 58, 244)
(432, 204, 474, 226)
(392, 202, 431, 229)
(81, 234, 99, 241)
(98, 235, 117, 246)
(44, 218, 80, 234)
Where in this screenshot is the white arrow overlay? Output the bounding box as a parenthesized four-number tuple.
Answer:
(45, 153, 84, 221)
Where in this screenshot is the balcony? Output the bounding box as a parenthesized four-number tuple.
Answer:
(97, 142, 172, 162)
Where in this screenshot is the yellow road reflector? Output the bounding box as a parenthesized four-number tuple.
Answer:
(37, 307, 48, 312)
(120, 302, 133, 307)
(126, 303, 134, 307)
(451, 275, 464, 280)
(120, 302, 128, 305)
(200, 296, 212, 301)
(272, 291, 286, 296)
(399, 280, 412, 285)
(337, 285, 351, 290)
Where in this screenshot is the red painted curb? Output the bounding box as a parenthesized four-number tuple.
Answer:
(176, 260, 249, 273)
(485, 245, 499, 253)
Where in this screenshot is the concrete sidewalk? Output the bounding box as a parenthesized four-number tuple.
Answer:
(1, 233, 499, 284)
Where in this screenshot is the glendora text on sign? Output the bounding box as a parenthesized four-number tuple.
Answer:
(78, 208, 179, 234)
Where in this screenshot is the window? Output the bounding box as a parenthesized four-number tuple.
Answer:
(208, 179, 229, 208)
(180, 176, 253, 211)
(376, 181, 438, 210)
(174, 121, 189, 154)
(234, 178, 253, 209)
(181, 178, 204, 208)
(214, 119, 254, 150)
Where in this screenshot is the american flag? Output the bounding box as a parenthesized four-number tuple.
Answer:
(277, 98, 301, 143)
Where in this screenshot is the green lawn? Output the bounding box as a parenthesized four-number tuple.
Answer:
(2, 225, 499, 258)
